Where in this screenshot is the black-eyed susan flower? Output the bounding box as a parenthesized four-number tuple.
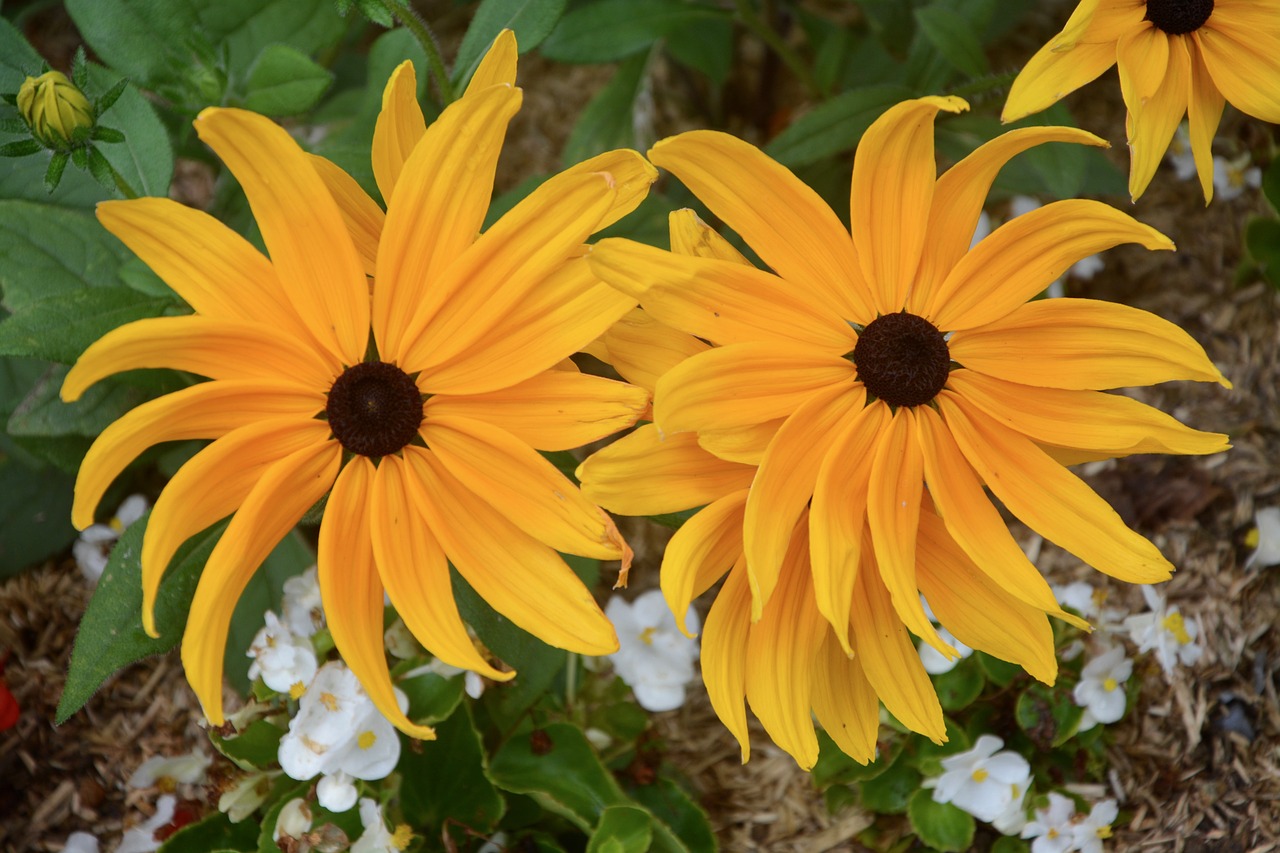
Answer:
(586, 97, 1230, 756)
(1002, 0, 1280, 202)
(63, 32, 654, 739)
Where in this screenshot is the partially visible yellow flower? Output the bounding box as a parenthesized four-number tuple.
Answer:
(64, 32, 654, 739)
(17, 70, 93, 147)
(1003, 0, 1280, 202)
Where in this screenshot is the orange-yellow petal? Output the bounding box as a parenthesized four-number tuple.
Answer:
(1185, 37, 1225, 204)
(308, 153, 384, 276)
(1116, 25, 1169, 108)
(555, 148, 658, 232)
(668, 208, 750, 263)
(661, 489, 748, 637)
(811, 633, 879, 764)
(589, 308, 711, 393)
(701, 559, 753, 761)
(372, 60, 428, 206)
(697, 420, 785, 466)
(1121, 31, 1188, 201)
(462, 29, 518, 95)
(1198, 13, 1280, 122)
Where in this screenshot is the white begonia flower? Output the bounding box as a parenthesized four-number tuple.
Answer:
(969, 210, 993, 249)
(1244, 506, 1280, 570)
(116, 794, 176, 853)
(383, 618, 422, 660)
(1073, 799, 1119, 853)
(1166, 125, 1198, 181)
(991, 783, 1032, 837)
(1124, 586, 1204, 676)
(1212, 153, 1262, 201)
(72, 493, 148, 584)
(1052, 581, 1127, 635)
(929, 735, 1032, 824)
(247, 611, 318, 697)
(403, 658, 486, 699)
(273, 798, 312, 844)
(281, 566, 324, 637)
(1021, 792, 1078, 853)
(1073, 645, 1133, 731)
(317, 770, 360, 813)
(585, 727, 614, 751)
(919, 626, 973, 675)
(218, 770, 278, 823)
(605, 590, 700, 712)
(128, 751, 212, 790)
(1068, 254, 1104, 281)
(351, 797, 412, 853)
(63, 832, 100, 853)
(476, 833, 509, 853)
(277, 662, 407, 811)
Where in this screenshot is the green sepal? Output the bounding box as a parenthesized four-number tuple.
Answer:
(86, 145, 117, 192)
(94, 76, 130, 116)
(0, 139, 41, 157)
(93, 125, 126, 144)
(44, 151, 68, 191)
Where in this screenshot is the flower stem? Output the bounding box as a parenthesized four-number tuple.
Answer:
(379, 0, 455, 104)
(733, 0, 820, 98)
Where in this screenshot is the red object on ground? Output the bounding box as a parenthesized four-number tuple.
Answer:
(0, 652, 19, 731)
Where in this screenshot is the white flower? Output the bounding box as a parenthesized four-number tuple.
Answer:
(1073, 645, 1132, 731)
(1051, 582, 1127, 634)
(273, 798, 312, 844)
(72, 493, 148, 584)
(929, 735, 1032, 823)
(1166, 125, 1197, 181)
(1212, 153, 1262, 201)
(1073, 799, 1118, 853)
(351, 798, 410, 853)
(383, 619, 422, 660)
(1021, 792, 1077, 853)
(605, 590, 700, 712)
(247, 611, 318, 697)
(1244, 507, 1280, 570)
(585, 727, 614, 751)
(969, 210, 993, 249)
(404, 658, 486, 699)
(63, 832, 99, 853)
(116, 794, 176, 853)
(281, 566, 324, 637)
(218, 770, 278, 823)
(992, 784, 1031, 836)
(1124, 586, 1203, 676)
(919, 626, 973, 675)
(128, 751, 211, 790)
(1068, 254, 1104, 281)
(317, 769, 360, 813)
(277, 662, 407, 811)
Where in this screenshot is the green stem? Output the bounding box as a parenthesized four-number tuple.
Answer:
(565, 651, 579, 713)
(108, 161, 138, 198)
(380, 0, 455, 104)
(733, 0, 820, 98)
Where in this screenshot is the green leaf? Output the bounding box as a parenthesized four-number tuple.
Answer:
(7, 364, 148, 440)
(1261, 158, 1280, 214)
(588, 806, 652, 853)
(990, 836, 1033, 853)
(0, 17, 44, 92)
(914, 4, 989, 78)
(398, 670, 466, 724)
(1246, 217, 1280, 287)
(765, 85, 913, 168)
(64, 0, 197, 85)
(976, 651, 1022, 687)
(907, 789, 975, 853)
(562, 53, 649, 167)
(157, 809, 259, 853)
(197, 0, 346, 82)
(400, 704, 506, 839)
(858, 753, 920, 814)
(0, 286, 173, 363)
(87, 64, 174, 197)
(242, 44, 335, 116)
(540, 0, 725, 64)
(1014, 681, 1084, 749)
(813, 728, 900, 785)
(665, 17, 733, 86)
(454, 0, 568, 86)
(933, 657, 986, 711)
(224, 531, 315, 694)
(211, 719, 287, 769)
(624, 774, 714, 853)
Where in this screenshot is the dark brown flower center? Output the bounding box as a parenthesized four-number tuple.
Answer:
(326, 361, 423, 457)
(852, 312, 950, 408)
(1144, 0, 1214, 35)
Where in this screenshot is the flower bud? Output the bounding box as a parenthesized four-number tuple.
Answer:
(17, 70, 93, 148)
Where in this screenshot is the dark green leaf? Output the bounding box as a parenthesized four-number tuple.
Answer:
(0, 140, 41, 157)
(665, 17, 733, 86)
(625, 774, 713, 853)
(454, 0, 568, 86)
(0, 18, 44, 92)
(243, 45, 335, 116)
(491, 722, 630, 830)
(765, 85, 913, 168)
(157, 809, 259, 853)
(588, 806, 652, 853)
(991, 836, 1033, 853)
(914, 4, 988, 78)
(858, 753, 920, 814)
(64, 0, 198, 85)
(934, 657, 986, 711)
(211, 719, 287, 769)
(1246, 217, 1280, 287)
(1014, 681, 1084, 748)
(541, 0, 724, 64)
(976, 651, 1022, 687)
(813, 728, 900, 785)
(1262, 159, 1280, 214)
(400, 705, 505, 838)
(7, 363, 148, 439)
(197, 0, 346, 82)
(398, 670, 466, 724)
(907, 789, 975, 853)
(562, 53, 649, 167)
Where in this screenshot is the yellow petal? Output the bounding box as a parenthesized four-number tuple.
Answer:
(851, 96, 967, 313)
(406, 448, 619, 654)
(586, 238, 856, 351)
(141, 419, 331, 637)
(72, 380, 322, 531)
(697, 419, 784, 466)
(181, 440, 340, 725)
(939, 391, 1174, 584)
(577, 424, 754, 516)
(590, 308, 711, 393)
(373, 83, 521, 363)
(62, 316, 337, 403)
(948, 297, 1230, 389)
(371, 454, 510, 679)
(463, 29, 518, 95)
(194, 108, 368, 365)
(811, 632, 879, 764)
(668, 208, 750, 263)
(648, 130, 874, 319)
(372, 60, 427, 206)
(427, 370, 647, 452)
(701, 559, 753, 761)
(1122, 32, 1188, 201)
(946, 370, 1229, 458)
(319, 457, 438, 739)
(743, 382, 863, 617)
(661, 489, 748, 638)
(1185, 37, 1226, 204)
(308, 153, 384, 276)
(1116, 26, 1169, 108)
(1198, 14, 1280, 122)
(423, 414, 628, 561)
(912, 127, 1108, 312)
(555, 148, 658, 232)
(930, 201, 1173, 331)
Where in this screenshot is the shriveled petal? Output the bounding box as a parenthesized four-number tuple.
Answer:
(939, 391, 1174, 584)
(1122, 32, 1189, 201)
(1198, 14, 1280, 122)
(661, 489, 748, 637)
(745, 520, 824, 770)
(916, 509, 1057, 684)
(744, 383, 863, 617)
(62, 316, 336, 403)
(309, 153, 384, 276)
(372, 60, 427, 206)
(654, 342, 856, 436)
(555, 148, 658, 232)
(72, 380, 323, 530)
(407, 449, 618, 653)
(426, 370, 647, 452)
(850, 96, 968, 313)
(668, 208, 750, 263)
(947, 370, 1229, 458)
(374, 83, 521, 362)
(930, 200, 1173, 331)
(1185, 37, 1226, 204)
(589, 308, 710, 393)
(948, 298, 1230, 389)
(462, 29, 518, 95)
(194, 108, 368, 365)
(577, 424, 755, 516)
(911, 127, 1107, 312)
(423, 414, 628, 561)
(587, 238, 855, 351)
(370, 454, 510, 679)
(141, 418, 331, 636)
(181, 441, 340, 725)
(811, 633, 879, 764)
(702, 560, 753, 761)
(648, 130, 874, 318)
(697, 420, 784, 465)
(319, 457, 437, 739)
(849, 546, 945, 743)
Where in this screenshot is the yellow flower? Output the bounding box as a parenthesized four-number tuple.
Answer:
(63, 32, 654, 738)
(586, 97, 1230, 759)
(1002, 0, 1280, 202)
(17, 70, 93, 147)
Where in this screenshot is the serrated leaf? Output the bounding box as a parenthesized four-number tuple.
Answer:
(400, 704, 505, 839)
(540, 0, 725, 64)
(765, 85, 913, 168)
(242, 44, 334, 116)
(907, 789, 975, 853)
(454, 0, 568, 86)
(562, 53, 649, 167)
(914, 4, 989, 78)
(588, 806, 652, 853)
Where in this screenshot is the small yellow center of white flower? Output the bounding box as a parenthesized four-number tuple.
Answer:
(392, 825, 413, 849)
(320, 691, 339, 711)
(289, 681, 306, 699)
(1103, 677, 1118, 692)
(1047, 828, 1059, 840)
(1245, 527, 1261, 549)
(1097, 825, 1113, 839)
(1162, 612, 1192, 645)
(971, 768, 989, 783)
(358, 730, 377, 750)
(640, 626, 657, 646)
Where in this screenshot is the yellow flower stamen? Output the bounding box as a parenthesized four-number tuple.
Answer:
(971, 768, 989, 782)
(357, 730, 377, 750)
(1162, 612, 1192, 645)
(320, 692, 339, 711)
(1245, 528, 1261, 549)
(639, 626, 657, 646)
(392, 825, 413, 849)
(289, 681, 306, 699)
(1097, 825, 1113, 839)
(1103, 677, 1118, 692)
